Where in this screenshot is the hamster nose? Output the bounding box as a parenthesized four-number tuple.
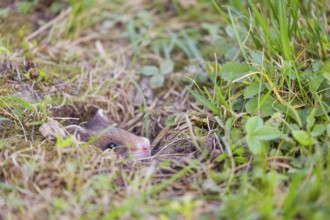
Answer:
(142, 138, 151, 152)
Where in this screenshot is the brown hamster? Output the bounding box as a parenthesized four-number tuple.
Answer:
(66, 109, 151, 159)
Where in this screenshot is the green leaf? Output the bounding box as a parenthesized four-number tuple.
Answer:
(56, 135, 74, 148)
(0, 96, 37, 112)
(306, 114, 315, 132)
(244, 82, 264, 99)
(250, 50, 263, 64)
(221, 62, 251, 81)
(16, 2, 34, 13)
(245, 95, 276, 117)
(309, 76, 322, 93)
(189, 89, 220, 115)
(312, 59, 323, 72)
(234, 156, 248, 163)
(246, 136, 261, 154)
(245, 116, 263, 134)
(215, 153, 227, 162)
(141, 66, 159, 76)
(292, 130, 314, 146)
(233, 146, 245, 155)
(127, 19, 138, 53)
(314, 101, 330, 116)
(149, 74, 164, 89)
(26, 120, 44, 126)
(160, 60, 174, 75)
(37, 68, 46, 82)
(274, 102, 303, 127)
(253, 126, 281, 140)
(231, 129, 244, 143)
(327, 124, 330, 137)
(323, 72, 330, 82)
(310, 124, 325, 137)
(320, 61, 330, 72)
(165, 115, 176, 126)
(50, 2, 64, 13)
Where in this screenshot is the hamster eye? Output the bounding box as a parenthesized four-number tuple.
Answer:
(105, 142, 118, 149)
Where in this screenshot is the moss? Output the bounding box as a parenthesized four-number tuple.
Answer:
(0, 13, 33, 49)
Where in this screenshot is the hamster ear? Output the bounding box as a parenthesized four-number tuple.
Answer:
(94, 109, 110, 123)
(65, 125, 91, 141)
(85, 109, 111, 130)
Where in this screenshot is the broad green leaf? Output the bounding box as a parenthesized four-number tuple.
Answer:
(215, 152, 227, 162)
(309, 75, 322, 93)
(221, 62, 251, 81)
(16, 2, 33, 13)
(233, 146, 245, 155)
(250, 50, 263, 64)
(149, 74, 164, 89)
(306, 114, 315, 132)
(160, 60, 174, 75)
(245, 116, 263, 134)
(323, 72, 330, 82)
(312, 59, 322, 72)
(246, 136, 261, 154)
(310, 124, 325, 137)
(274, 102, 303, 127)
(320, 61, 330, 72)
(244, 82, 264, 99)
(141, 66, 159, 76)
(231, 129, 244, 143)
(245, 95, 276, 117)
(292, 130, 314, 146)
(314, 101, 330, 116)
(234, 156, 248, 163)
(253, 126, 281, 140)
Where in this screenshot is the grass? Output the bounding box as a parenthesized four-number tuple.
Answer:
(0, 0, 330, 219)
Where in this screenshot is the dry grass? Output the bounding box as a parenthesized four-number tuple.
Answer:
(1, 0, 330, 219)
(0, 1, 222, 219)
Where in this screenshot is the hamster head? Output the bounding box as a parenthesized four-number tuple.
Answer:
(66, 109, 151, 159)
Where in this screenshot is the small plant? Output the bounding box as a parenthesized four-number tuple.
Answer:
(245, 116, 282, 154)
(141, 60, 174, 89)
(16, 1, 35, 14)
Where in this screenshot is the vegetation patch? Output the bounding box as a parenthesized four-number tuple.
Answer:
(0, 0, 329, 219)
